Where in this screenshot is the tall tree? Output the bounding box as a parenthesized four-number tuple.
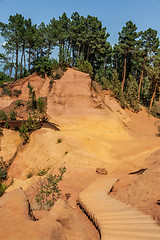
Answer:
(138, 28, 159, 101)
(0, 14, 25, 80)
(118, 20, 139, 92)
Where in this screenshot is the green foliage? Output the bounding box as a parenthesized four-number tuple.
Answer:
(37, 169, 48, 176)
(35, 166, 66, 209)
(12, 89, 21, 97)
(26, 112, 41, 132)
(125, 75, 140, 112)
(37, 97, 45, 114)
(111, 70, 122, 100)
(48, 79, 54, 92)
(0, 110, 7, 122)
(14, 100, 24, 109)
(27, 82, 37, 111)
(1, 86, 12, 96)
(0, 157, 7, 181)
(57, 138, 62, 144)
(27, 171, 33, 179)
(76, 55, 93, 77)
(32, 57, 55, 77)
(0, 71, 13, 86)
(19, 122, 29, 144)
(5, 121, 10, 129)
(0, 183, 7, 197)
(9, 111, 17, 120)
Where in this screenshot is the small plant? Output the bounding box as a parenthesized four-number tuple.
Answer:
(0, 128, 3, 136)
(9, 111, 17, 120)
(0, 110, 7, 122)
(35, 166, 66, 210)
(14, 100, 24, 109)
(12, 89, 21, 97)
(0, 157, 7, 181)
(0, 183, 7, 197)
(27, 171, 33, 179)
(49, 79, 54, 92)
(37, 169, 48, 176)
(1, 87, 12, 96)
(19, 122, 29, 144)
(5, 121, 10, 129)
(64, 151, 68, 155)
(57, 138, 62, 144)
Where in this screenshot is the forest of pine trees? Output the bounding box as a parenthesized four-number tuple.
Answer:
(0, 12, 160, 114)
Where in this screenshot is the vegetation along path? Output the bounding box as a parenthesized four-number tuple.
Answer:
(79, 177, 160, 240)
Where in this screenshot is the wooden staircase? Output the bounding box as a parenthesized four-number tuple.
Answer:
(79, 177, 160, 240)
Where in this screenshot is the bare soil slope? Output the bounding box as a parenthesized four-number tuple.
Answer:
(1, 68, 160, 238)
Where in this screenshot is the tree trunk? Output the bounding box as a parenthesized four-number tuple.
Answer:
(138, 58, 145, 101)
(14, 44, 19, 81)
(20, 45, 24, 79)
(24, 50, 26, 70)
(149, 81, 158, 113)
(121, 54, 127, 92)
(10, 52, 14, 77)
(28, 47, 31, 72)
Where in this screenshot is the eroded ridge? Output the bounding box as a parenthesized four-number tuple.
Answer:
(79, 177, 160, 240)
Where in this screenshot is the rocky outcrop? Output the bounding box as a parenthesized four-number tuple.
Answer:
(0, 189, 66, 240)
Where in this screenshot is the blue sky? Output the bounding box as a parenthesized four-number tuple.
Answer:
(0, 0, 160, 50)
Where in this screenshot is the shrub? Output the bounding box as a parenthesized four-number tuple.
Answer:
(19, 122, 29, 144)
(0, 110, 7, 122)
(27, 171, 33, 179)
(35, 166, 66, 209)
(0, 157, 7, 181)
(49, 79, 54, 92)
(10, 111, 17, 120)
(125, 75, 140, 112)
(32, 56, 55, 77)
(76, 55, 93, 77)
(0, 183, 7, 197)
(57, 138, 62, 144)
(37, 97, 45, 114)
(5, 121, 10, 129)
(12, 89, 21, 97)
(37, 169, 48, 176)
(1, 87, 12, 96)
(14, 100, 24, 109)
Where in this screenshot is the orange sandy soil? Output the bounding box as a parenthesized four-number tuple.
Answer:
(1, 68, 160, 238)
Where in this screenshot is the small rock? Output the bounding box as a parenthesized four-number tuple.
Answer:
(96, 168, 107, 175)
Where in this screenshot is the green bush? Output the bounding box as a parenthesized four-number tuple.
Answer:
(76, 55, 93, 77)
(19, 122, 29, 144)
(0, 183, 7, 197)
(0, 110, 7, 122)
(125, 75, 140, 112)
(32, 56, 55, 77)
(0, 157, 7, 181)
(12, 89, 21, 97)
(1, 87, 12, 96)
(35, 166, 66, 209)
(49, 79, 54, 92)
(10, 111, 17, 120)
(37, 97, 45, 114)
(14, 100, 24, 109)
(37, 169, 48, 176)
(57, 138, 62, 144)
